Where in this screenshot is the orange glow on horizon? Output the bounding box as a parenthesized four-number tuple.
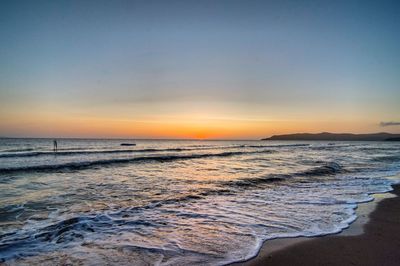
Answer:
(1, 101, 398, 139)
(1, 108, 396, 139)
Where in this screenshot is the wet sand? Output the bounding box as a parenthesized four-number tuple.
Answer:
(234, 184, 400, 266)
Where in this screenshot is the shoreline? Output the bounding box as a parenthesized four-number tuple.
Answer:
(232, 183, 400, 266)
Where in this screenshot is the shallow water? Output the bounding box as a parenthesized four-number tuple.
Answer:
(0, 139, 399, 265)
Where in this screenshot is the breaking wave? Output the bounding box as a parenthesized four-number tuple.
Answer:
(0, 150, 275, 174)
(297, 162, 343, 176)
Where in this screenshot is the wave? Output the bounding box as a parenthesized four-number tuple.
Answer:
(0, 148, 35, 153)
(224, 175, 289, 188)
(308, 144, 354, 151)
(0, 150, 274, 174)
(0, 148, 207, 158)
(297, 162, 343, 176)
(0, 148, 200, 158)
(0, 145, 250, 158)
(223, 162, 343, 189)
(0, 143, 316, 159)
(358, 146, 400, 151)
(245, 144, 310, 148)
(371, 154, 400, 163)
(0, 149, 142, 158)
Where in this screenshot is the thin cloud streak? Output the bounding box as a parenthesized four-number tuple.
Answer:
(380, 121, 400, 127)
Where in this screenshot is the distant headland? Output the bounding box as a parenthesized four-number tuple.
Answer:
(262, 132, 400, 141)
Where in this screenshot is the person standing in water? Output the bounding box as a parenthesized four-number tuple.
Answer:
(53, 139, 58, 152)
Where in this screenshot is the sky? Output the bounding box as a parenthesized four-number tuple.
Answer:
(0, 0, 399, 139)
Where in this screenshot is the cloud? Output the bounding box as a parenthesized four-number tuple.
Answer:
(380, 121, 400, 127)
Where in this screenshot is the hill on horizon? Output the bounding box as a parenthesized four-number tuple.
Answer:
(262, 132, 400, 141)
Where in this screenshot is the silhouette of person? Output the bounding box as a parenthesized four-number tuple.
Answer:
(53, 139, 58, 152)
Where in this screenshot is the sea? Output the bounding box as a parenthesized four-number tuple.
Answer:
(0, 138, 399, 265)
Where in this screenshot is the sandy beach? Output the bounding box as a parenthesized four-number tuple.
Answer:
(234, 183, 400, 266)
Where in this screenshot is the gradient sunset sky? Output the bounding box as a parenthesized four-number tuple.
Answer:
(1, 0, 399, 139)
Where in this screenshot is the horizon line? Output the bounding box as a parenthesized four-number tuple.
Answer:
(1, 131, 399, 141)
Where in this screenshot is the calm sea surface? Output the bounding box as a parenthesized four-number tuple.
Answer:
(0, 139, 399, 265)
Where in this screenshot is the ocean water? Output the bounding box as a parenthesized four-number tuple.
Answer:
(0, 139, 399, 265)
